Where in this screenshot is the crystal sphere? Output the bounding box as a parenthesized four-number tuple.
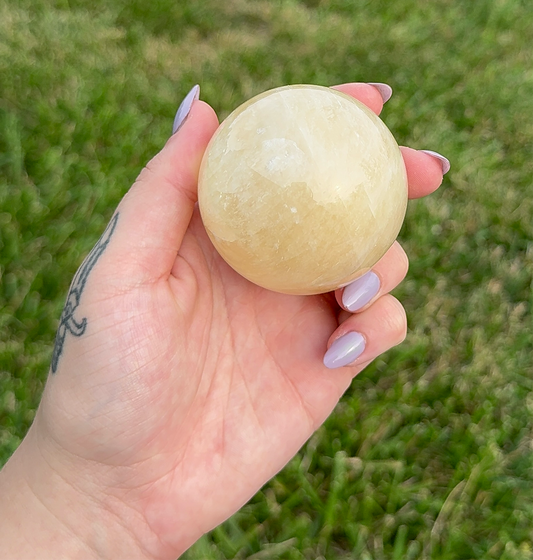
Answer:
(198, 85, 408, 295)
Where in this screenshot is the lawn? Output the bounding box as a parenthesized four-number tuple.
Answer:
(1, 0, 533, 558)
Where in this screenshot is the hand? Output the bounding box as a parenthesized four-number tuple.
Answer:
(0, 83, 448, 559)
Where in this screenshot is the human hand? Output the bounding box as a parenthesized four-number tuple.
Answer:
(0, 83, 448, 559)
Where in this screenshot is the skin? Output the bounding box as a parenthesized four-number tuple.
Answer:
(0, 83, 445, 559)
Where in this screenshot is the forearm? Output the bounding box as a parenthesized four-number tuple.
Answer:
(0, 426, 154, 560)
(0, 452, 90, 559)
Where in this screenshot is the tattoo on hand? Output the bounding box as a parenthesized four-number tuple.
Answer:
(51, 213, 119, 373)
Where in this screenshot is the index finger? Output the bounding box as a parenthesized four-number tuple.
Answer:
(331, 82, 389, 115)
(331, 82, 449, 199)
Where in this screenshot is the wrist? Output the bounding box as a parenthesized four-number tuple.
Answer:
(0, 422, 156, 560)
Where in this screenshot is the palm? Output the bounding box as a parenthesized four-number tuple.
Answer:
(176, 208, 348, 440)
(40, 208, 350, 549)
(122, 210, 349, 538)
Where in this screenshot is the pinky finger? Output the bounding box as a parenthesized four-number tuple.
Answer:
(323, 295, 407, 370)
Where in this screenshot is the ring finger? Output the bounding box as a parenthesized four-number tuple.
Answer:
(334, 240, 409, 314)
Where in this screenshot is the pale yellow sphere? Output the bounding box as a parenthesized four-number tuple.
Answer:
(198, 85, 408, 295)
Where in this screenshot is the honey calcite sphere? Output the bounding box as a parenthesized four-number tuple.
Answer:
(198, 85, 408, 295)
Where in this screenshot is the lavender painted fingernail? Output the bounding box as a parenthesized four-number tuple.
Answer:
(342, 271, 380, 312)
(420, 150, 451, 175)
(368, 82, 393, 103)
(172, 84, 200, 135)
(323, 332, 366, 369)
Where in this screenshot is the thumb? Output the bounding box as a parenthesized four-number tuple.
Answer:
(106, 89, 219, 284)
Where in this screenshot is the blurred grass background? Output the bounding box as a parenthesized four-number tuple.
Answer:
(1, 0, 533, 558)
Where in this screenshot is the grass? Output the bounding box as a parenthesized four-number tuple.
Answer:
(1, 0, 533, 557)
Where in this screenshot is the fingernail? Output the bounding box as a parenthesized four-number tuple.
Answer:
(172, 84, 200, 135)
(420, 150, 451, 175)
(342, 271, 380, 312)
(368, 83, 393, 103)
(323, 332, 366, 369)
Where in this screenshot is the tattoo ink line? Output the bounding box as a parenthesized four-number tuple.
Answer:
(51, 213, 119, 373)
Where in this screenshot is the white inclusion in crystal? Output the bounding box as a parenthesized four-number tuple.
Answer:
(290, 207, 297, 213)
(263, 139, 306, 172)
(266, 157, 282, 173)
(257, 127, 266, 135)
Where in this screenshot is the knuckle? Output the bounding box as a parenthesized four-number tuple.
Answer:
(399, 245, 410, 278)
(392, 241, 410, 280)
(383, 295, 407, 343)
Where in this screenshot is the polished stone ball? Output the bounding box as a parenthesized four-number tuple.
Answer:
(198, 85, 408, 295)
